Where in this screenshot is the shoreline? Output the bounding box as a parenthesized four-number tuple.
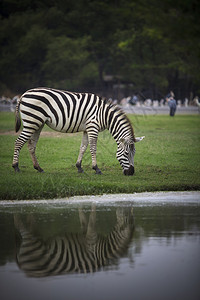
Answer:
(0, 191, 199, 205)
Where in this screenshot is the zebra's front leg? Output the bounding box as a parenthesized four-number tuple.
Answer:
(88, 135, 102, 175)
(76, 131, 88, 173)
(27, 127, 44, 172)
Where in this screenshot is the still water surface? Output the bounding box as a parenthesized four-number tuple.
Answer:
(0, 192, 200, 300)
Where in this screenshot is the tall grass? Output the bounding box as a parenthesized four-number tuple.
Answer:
(0, 112, 199, 200)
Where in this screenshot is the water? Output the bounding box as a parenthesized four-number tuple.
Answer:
(0, 192, 200, 300)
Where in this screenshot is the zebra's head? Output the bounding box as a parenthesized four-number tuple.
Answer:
(116, 136, 145, 176)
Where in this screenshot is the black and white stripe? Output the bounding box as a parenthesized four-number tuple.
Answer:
(12, 87, 144, 175)
(14, 208, 134, 277)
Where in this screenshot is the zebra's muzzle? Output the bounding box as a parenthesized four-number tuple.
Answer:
(123, 166, 134, 176)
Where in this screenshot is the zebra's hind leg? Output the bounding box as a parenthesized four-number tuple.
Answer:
(27, 126, 44, 172)
(76, 131, 88, 173)
(12, 129, 35, 172)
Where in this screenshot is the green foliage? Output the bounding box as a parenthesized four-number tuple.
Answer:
(0, 112, 199, 200)
(42, 36, 99, 89)
(0, 0, 199, 97)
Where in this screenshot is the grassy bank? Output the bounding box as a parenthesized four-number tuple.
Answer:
(0, 112, 199, 200)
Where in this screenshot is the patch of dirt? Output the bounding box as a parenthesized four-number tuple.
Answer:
(0, 130, 81, 137)
(0, 131, 19, 136)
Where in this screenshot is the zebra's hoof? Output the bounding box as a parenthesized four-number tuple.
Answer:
(76, 163, 84, 173)
(34, 166, 44, 173)
(96, 170, 102, 175)
(12, 163, 20, 172)
(93, 165, 102, 175)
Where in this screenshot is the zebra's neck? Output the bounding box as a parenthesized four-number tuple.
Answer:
(105, 103, 135, 144)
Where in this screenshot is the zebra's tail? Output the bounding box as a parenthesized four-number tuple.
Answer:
(15, 97, 21, 132)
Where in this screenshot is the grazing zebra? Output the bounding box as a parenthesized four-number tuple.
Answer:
(12, 87, 144, 175)
(14, 207, 134, 277)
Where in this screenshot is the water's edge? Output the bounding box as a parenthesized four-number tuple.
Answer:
(0, 191, 199, 205)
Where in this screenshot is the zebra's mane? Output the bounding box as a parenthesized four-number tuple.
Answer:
(102, 97, 135, 141)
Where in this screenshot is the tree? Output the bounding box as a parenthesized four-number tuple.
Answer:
(42, 36, 99, 90)
(0, 0, 199, 99)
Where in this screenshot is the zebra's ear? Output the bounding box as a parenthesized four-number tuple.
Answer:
(135, 136, 145, 142)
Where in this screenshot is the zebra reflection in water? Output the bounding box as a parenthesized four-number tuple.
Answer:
(14, 206, 134, 277)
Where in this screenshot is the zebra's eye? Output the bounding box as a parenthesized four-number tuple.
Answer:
(129, 144, 135, 154)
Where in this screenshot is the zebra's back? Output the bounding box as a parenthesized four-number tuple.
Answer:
(20, 88, 102, 133)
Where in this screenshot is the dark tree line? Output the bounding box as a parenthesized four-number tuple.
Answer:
(0, 0, 199, 101)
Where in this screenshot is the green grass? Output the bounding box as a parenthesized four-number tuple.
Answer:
(0, 111, 200, 200)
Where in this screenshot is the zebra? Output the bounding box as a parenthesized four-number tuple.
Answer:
(14, 206, 134, 277)
(12, 87, 145, 175)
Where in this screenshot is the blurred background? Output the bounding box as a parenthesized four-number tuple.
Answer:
(0, 0, 199, 103)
